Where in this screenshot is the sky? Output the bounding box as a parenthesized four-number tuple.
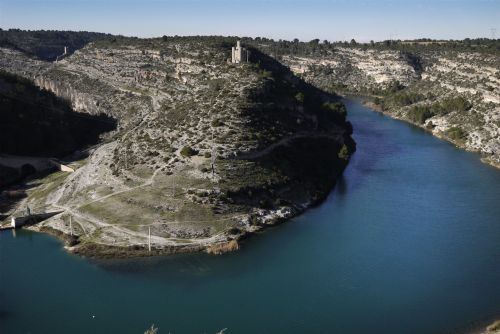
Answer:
(0, 0, 499, 42)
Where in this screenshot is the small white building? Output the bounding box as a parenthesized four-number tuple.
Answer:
(231, 41, 249, 64)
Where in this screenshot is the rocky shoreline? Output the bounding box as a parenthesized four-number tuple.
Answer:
(362, 99, 500, 169)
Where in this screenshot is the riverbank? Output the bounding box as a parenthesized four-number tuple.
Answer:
(23, 158, 349, 259)
(361, 99, 500, 169)
(277, 45, 500, 171)
(466, 319, 500, 334)
(481, 320, 500, 334)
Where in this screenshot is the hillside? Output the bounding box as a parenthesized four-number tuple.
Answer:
(0, 70, 115, 157)
(0, 34, 354, 257)
(254, 40, 500, 168)
(0, 29, 112, 60)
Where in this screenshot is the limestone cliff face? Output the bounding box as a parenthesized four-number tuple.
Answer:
(33, 77, 103, 116)
(281, 47, 420, 91)
(0, 71, 114, 158)
(0, 48, 110, 117)
(277, 47, 499, 167)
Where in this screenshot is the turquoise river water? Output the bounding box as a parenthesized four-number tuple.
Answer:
(1, 98, 500, 334)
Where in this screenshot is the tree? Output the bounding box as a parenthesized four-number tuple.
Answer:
(338, 144, 350, 160)
(350, 38, 357, 45)
(180, 146, 198, 157)
(295, 92, 304, 103)
(409, 105, 433, 124)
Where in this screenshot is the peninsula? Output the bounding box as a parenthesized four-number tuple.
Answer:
(0, 31, 355, 257)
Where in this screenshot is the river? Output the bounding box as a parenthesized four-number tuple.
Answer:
(1, 98, 499, 334)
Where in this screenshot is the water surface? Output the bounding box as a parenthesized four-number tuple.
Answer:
(1, 98, 499, 334)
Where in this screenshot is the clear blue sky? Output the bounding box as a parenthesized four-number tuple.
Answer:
(0, 0, 498, 41)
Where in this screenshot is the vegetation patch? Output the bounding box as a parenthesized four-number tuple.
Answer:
(180, 146, 198, 157)
(445, 126, 468, 142)
(408, 105, 434, 124)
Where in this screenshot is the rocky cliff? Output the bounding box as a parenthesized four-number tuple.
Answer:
(0, 36, 354, 257)
(276, 45, 500, 167)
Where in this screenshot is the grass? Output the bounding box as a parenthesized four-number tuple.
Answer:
(28, 171, 69, 202)
(78, 179, 232, 234)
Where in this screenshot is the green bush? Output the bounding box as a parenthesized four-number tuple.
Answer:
(295, 92, 304, 103)
(431, 96, 472, 115)
(208, 79, 225, 93)
(259, 70, 273, 80)
(385, 80, 404, 94)
(322, 102, 346, 116)
(180, 146, 198, 157)
(211, 119, 224, 127)
(446, 126, 467, 142)
(408, 105, 434, 124)
(391, 91, 425, 106)
(338, 144, 350, 160)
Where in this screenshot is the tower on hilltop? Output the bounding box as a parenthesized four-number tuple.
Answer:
(231, 41, 249, 64)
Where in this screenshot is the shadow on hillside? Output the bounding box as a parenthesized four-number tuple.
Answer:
(0, 71, 117, 158)
(0, 71, 117, 217)
(218, 46, 356, 211)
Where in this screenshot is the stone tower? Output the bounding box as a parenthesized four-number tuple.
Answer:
(231, 41, 249, 64)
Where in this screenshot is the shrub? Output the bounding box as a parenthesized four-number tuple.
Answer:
(180, 146, 198, 157)
(259, 70, 273, 80)
(295, 92, 304, 103)
(211, 119, 224, 127)
(208, 79, 225, 93)
(385, 80, 404, 94)
(446, 126, 467, 142)
(408, 105, 434, 124)
(391, 91, 424, 106)
(322, 101, 346, 116)
(431, 96, 472, 115)
(338, 144, 350, 160)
